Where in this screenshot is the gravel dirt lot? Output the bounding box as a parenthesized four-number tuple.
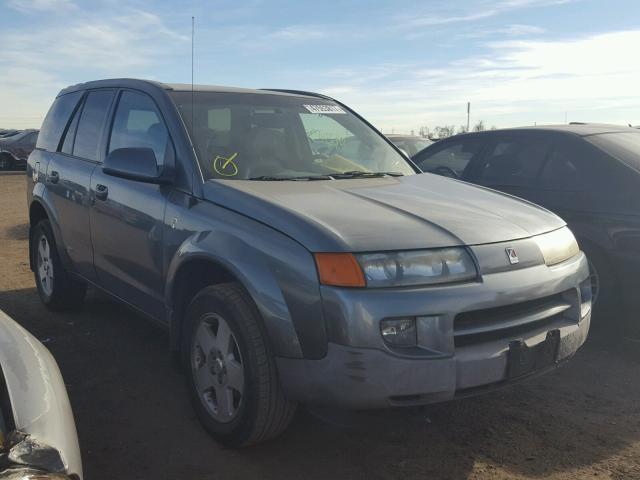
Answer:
(1, 172, 639, 480)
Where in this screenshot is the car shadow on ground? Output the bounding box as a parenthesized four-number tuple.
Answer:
(0, 285, 639, 480)
(5, 223, 28, 241)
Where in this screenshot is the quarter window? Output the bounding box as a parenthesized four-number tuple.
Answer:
(108, 91, 169, 165)
(60, 98, 83, 154)
(36, 91, 83, 152)
(73, 90, 115, 161)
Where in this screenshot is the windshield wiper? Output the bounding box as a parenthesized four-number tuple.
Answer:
(332, 171, 405, 179)
(249, 174, 334, 181)
(248, 171, 404, 181)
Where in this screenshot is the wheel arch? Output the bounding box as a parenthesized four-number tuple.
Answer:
(166, 248, 305, 360)
(28, 200, 51, 271)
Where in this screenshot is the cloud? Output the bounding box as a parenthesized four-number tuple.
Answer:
(7, 0, 75, 13)
(311, 30, 640, 131)
(268, 25, 329, 41)
(0, 8, 188, 128)
(401, 0, 578, 28)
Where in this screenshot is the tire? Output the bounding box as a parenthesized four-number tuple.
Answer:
(183, 283, 296, 447)
(31, 219, 87, 311)
(582, 245, 616, 321)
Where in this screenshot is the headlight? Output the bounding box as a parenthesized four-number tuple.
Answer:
(534, 227, 580, 266)
(356, 248, 477, 287)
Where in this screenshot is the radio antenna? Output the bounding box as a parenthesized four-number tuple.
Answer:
(191, 16, 195, 134)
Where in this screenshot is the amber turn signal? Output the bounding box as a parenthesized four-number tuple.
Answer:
(314, 253, 366, 287)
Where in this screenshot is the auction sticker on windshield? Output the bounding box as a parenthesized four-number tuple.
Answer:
(303, 104, 346, 114)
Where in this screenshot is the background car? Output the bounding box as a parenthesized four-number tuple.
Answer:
(386, 134, 433, 157)
(0, 309, 82, 479)
(412, 124, 640, 324)
(0, 129, 20, 138)
(0, 129, 39, 170)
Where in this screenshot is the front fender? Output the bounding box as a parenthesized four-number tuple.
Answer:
(164, 194, 326, 359)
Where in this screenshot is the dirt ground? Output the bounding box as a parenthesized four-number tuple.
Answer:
(1, 172, 639, 480)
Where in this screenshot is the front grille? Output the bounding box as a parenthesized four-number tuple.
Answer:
(454, 291, 574, 347)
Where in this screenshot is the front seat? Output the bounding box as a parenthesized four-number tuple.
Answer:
(482, 153, 522, 181)
(245, 127, 290, 177)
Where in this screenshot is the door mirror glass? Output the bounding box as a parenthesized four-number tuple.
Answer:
(103, 147, 171, 183)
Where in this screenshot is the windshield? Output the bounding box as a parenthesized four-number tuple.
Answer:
(587, 132, 640, 172)
(170, 91, 415, 180)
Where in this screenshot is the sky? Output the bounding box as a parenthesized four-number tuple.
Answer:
(2, 0, 640, 133)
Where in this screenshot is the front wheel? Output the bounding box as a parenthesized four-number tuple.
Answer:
(183, 283, 296, 447)
(31, 219, 87, 310)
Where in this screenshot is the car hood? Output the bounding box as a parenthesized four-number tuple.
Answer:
(0, 310, 82, 479)
(202, 173, 565, 252)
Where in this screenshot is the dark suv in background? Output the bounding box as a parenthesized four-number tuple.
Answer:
(413, 124, 640, 323)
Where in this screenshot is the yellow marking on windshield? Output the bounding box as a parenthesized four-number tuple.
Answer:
(213, 152, 239, 177)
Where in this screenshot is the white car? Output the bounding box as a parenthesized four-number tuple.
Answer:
(0, 310, 82, 479)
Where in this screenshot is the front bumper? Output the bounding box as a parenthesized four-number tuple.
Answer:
(277, 251, 591, 409)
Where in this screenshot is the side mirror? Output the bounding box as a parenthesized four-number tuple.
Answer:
(103, 147, 172, 184)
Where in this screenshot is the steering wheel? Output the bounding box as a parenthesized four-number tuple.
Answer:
(430, 165, 459, 179)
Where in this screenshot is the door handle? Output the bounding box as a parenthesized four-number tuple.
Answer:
(95, 184, 109, 200)
(47, 170, 59, 184)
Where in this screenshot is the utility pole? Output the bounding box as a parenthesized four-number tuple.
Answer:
(467, 102, 470, 132)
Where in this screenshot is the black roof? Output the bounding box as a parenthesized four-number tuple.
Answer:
(451, 123, 639, 140)
(58, 78, 323, 99)
(386, 134, 428, 139)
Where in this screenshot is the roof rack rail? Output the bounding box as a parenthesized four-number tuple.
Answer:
(259, 89, 332, 100)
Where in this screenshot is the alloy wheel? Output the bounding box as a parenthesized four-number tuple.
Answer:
(36, 234, 54, 297)
(191, 313, 245, 423)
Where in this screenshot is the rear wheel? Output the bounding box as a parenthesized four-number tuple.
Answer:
(31, 220, 87, 310)
(183, 283, 296, 447)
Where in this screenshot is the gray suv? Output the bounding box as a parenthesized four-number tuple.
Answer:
(26, 79, 591, 447)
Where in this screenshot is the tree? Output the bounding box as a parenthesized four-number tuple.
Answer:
(434, 125, 456, 139)
(473, 120, 486, 132)
(458, 125, 469, 134)
(419, 126, 431, 138)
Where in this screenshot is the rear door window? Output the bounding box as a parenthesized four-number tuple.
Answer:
(414, 139, 484, 178)
(73, 90, 115, 161)
(477, 136, 552, 187)
(36, 91, 83, 152)
(108, 90, 170, 165)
